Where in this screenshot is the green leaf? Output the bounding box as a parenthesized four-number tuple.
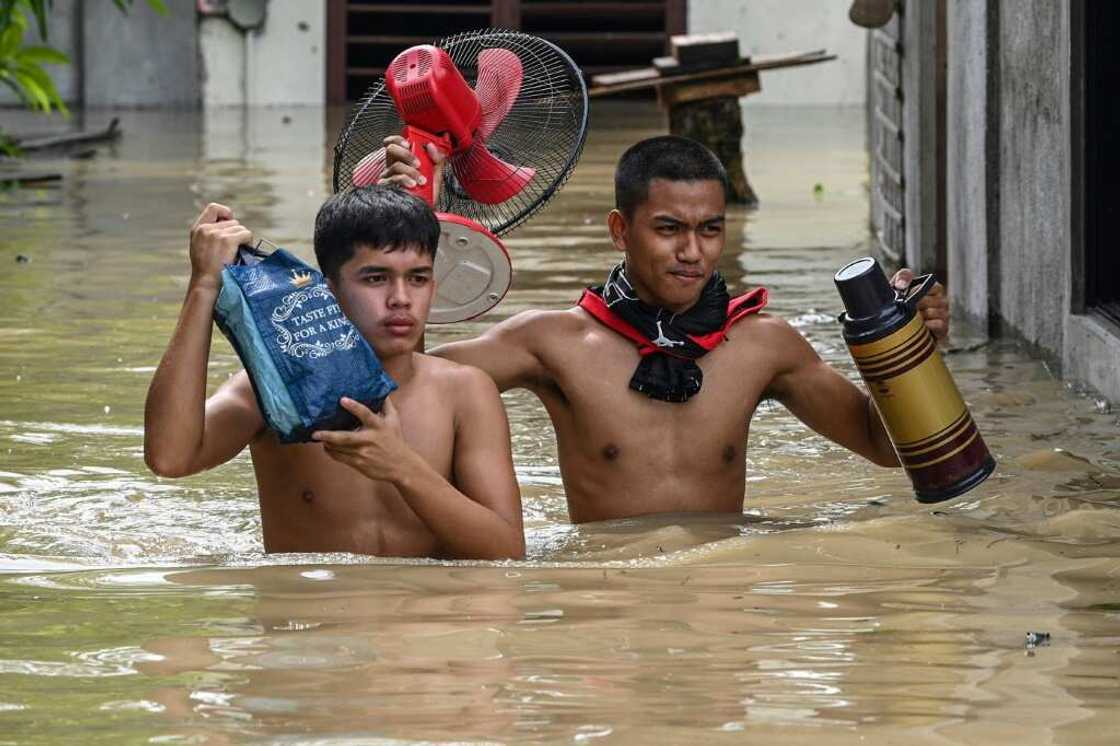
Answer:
(12, 3, 26, 27)
(16, 58, 63, 108)
(28, 0, 51, 42)
(17, 45, 68, 65)
(0, 69, 32, 106)
(112, 0, 168, 16)
(12, 59, 66, 115)
(0, 131, 23, 157)
(12, 69, 48, 110)
(0, 15, 24, 59)
(14, 77, 48, 111)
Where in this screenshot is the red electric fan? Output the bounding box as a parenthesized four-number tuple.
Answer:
(333, 29, 589, 323)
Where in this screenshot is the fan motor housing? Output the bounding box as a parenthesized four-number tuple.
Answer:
(386, 46, 482, 151)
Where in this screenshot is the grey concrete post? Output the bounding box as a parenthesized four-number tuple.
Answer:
(82, 0, 199, 107)
(945, 0, 999, 331)
(901, 0, 942, 275)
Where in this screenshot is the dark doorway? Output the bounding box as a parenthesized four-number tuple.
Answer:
(1078, 0, 1120, 326)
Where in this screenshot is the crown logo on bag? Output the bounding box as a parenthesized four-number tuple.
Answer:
(289, 269, 313, 288)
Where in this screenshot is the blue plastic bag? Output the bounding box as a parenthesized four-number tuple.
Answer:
(213, 243, 397, 443)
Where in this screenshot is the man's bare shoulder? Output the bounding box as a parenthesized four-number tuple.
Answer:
(492, 306, 591, 338)
(724, 312, 814, 366)
(413, 353, 501, 399)
(204, 369, 269, 448)
(727, 311, 801, 342)
(212, 369, 263, 414)
(470, 307, 592, 361)
(214, 368, 251, 392)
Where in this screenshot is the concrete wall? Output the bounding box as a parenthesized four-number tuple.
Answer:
(83, 0, 199, 107)
(994, 0, 1069, 354)
(901, 0, 941, 274)
(945, 0, 993, 327)
(2, 0, 324, 111)
(200, 17, 246, 107)
(200, 0, 326, 107)
(1065, 315, 1120, 405)
(688, 0, 866, 105)
(942, 0, 1120, 403)
(248, 1, 325, 106)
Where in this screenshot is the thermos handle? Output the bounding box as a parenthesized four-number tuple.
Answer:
(898, 273, 937, 312)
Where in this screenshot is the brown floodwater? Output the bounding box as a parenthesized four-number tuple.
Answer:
(0, 102, 1118, 744)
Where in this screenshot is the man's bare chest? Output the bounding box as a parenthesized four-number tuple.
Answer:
(539, 329, 770, 448)
(251, 394, 455, 497)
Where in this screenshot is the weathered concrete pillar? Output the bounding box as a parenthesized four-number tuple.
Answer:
(82, 1, 199, 107)
(900, 0, 945, 276)
(946, 0, 996, 332)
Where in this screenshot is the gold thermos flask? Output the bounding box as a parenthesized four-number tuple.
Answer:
(835, 257, 995, 502)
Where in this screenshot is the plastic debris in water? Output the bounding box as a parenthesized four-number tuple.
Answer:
(1025, 631, 1051, 656)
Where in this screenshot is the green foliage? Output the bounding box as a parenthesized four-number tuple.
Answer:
(0, 0, 166, 156)
(0, 0, 49, 43)
(114, 0, 169, 15)
(0, 131, 18, 156)
(0, 1, 69, 116)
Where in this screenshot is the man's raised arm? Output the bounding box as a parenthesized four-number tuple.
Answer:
(760, 316, 901, 467)
(144, 204, 264, 478)
(429, 310, 552, 392)
(761, 268, 951, 466)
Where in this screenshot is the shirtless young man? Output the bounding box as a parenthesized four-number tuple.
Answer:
(144, 186, 524, 559)
(381, 135, 950, 523)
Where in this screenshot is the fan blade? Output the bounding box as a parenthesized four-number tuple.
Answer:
(474, 48, 523, 141)
(452, 145, 536, 204)
(351, 147, 387, 187)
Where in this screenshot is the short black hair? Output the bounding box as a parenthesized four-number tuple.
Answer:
(313, 185, 440, 280)
(614, 135, 729, 217)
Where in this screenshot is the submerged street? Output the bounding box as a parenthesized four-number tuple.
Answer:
(0, 102, 1117, 743)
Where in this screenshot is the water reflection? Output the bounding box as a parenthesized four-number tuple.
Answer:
(5, 540, 1114, 743)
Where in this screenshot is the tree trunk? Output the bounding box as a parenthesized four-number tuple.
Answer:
(668, 96, 757, 206)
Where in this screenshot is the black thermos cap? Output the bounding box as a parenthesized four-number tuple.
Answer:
(835, 257, 895, 320)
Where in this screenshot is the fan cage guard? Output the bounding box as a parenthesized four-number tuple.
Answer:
(333, 28, 589, 237)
